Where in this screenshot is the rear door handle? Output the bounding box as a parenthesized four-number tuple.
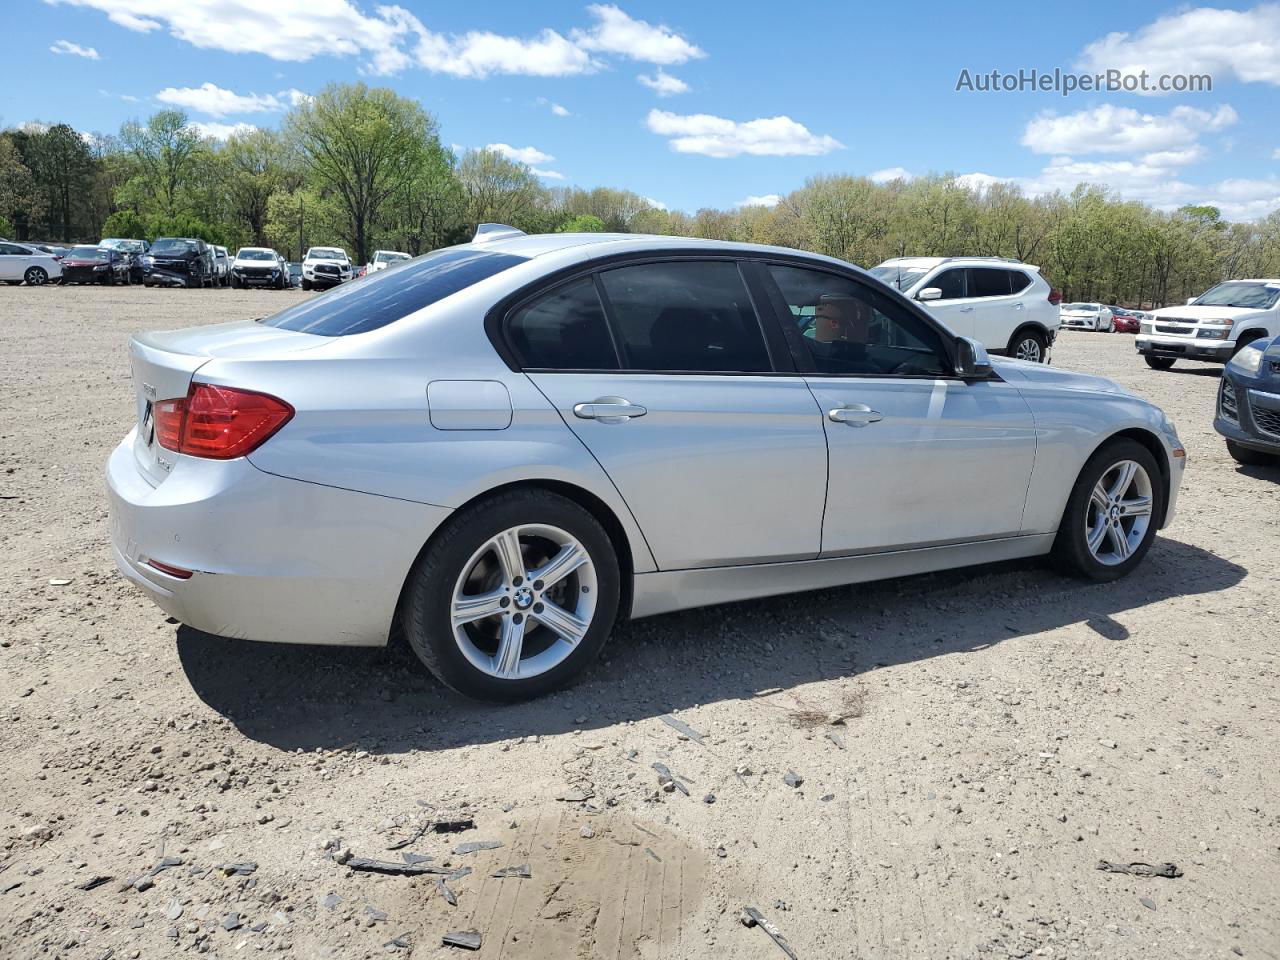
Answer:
(959, 306, 975, 313)
(828, 404, 883, 427)
(573, 397, 648, 422)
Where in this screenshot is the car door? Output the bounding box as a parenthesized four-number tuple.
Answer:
(760, 262, 1039, 555)
(914, 267, 976, 338)
(0, 242, 27, 280)
(967, 267, 1021, 348)
(510, 261, 828, 570)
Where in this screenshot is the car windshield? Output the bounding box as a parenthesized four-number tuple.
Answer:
(68, 246, 108, 260)
(152, 239, 197, 254)
(101, 238, 143, 253)
(236, 249, 275, 261)
(1192, 281, 1280, 310)
(376, 252, 410, 263)
(261, 246, 528, 336)
(310, 248, 347, 261)
(868, 265, 931, 291)
(1063, 303, 1098, 312)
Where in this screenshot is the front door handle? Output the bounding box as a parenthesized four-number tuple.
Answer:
(959, 306, 975, 313)
(828, 404, 883, 427)
(573, 396, 648, 422)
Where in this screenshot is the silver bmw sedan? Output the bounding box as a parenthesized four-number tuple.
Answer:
(106, 226, 1186, 700)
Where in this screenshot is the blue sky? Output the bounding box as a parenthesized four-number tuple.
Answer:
(6, 1, 1280, 219)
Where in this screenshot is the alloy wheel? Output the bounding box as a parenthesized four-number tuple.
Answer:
(1015, 337, 1042, 362)
(24, 267, 47, 286)
(450, 523, 597, 680)
(1084, 460, 1153, 566)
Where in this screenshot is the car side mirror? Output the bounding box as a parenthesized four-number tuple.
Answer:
(918, 287, 942, 302)
(955, 336, 993, 379)
(1186, 297, 1195, 305)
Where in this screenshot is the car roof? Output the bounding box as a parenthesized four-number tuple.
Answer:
(475, 230, 867, 274)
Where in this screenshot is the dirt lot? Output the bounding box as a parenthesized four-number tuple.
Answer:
(2, 285, 1278, 960)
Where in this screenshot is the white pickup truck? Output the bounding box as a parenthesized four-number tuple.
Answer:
(1137, 279, 1280, 370)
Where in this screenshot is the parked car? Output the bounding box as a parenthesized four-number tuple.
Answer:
(367, 249, 411, 274)
(1136, 280, 1280, 370)
(287, 262, 302, 288)
(60, 244, 132, 285)
(101, 238, 150, 283)
(23, 242, 69, 259)
(212, 246, 231, 288)
(1215, 336, 1280, 466)
(142, 238, 214, 288)
(1110, 308, 1141, 334)
(301, 246, 352, 290)
(868, 256, 1060, 363)
(230, 247, 289, 289)
(1060, 303, 1114, 332)
(0, 240, 64, 285)
(106, 225, 1186, 701)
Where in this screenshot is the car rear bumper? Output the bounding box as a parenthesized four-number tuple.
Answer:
(1136, 337, 1234, 362)
(105, 435, 452, 647)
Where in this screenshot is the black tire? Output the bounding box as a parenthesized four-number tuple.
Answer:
(1051, 438, 1164, 582)
(1226, 440, 1277, 467)
(230, 275, 241, 289)
(403, 489, 621, 701)
(1009, 328, 1047, 363)
(301, 278, 312, 291)
(23, 267, 49, 286)
(1144, 356, 1176, 370)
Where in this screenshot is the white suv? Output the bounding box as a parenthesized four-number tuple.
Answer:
(1136, 279, 1280, 370)
(301, 246, 353, 290)
(869, 257, 1060, 362)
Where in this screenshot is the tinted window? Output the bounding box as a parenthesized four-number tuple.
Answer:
(1007, 270, 1031, 294)
(597, 261, 771, 373)
(969, 268, 1013, 298)
(929, 268, 966, 299)
(509, 277, 618, 370)
(0, 243, 24, 255)
(262, 247, 528, 336)
(769, 264, 950, 377)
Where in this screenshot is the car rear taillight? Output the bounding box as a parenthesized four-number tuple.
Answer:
(154, 384, 293, 460)
(1048, 288, 1063, 306)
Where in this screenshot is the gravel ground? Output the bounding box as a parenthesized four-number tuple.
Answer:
(2, 285, 1278, 960)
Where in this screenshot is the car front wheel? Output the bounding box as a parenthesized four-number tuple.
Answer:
(1144, 356, 1176, 370)
(1010, 329, 1046, 363)
(1226, 440, 1277, 467)
(404, 490, 620, 701)
(23, 267, 48, 286)
(1052, 439, 1163, 582)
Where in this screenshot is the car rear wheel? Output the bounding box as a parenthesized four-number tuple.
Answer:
(1010, 329, 1046, 363)
(1144, 356, 1176, 370)
(23, 267, 48, 286)
(404, 490, 620, 701)
(1051, 439, 1163, 582)
(1225, 440, 1277, 467)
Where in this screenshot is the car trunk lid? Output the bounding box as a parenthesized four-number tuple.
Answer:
(128, 320, 329, 486)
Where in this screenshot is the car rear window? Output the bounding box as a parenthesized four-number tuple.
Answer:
(261, 247, 528, 336)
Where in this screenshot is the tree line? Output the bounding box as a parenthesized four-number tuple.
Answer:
(4, 82, 1280, 306)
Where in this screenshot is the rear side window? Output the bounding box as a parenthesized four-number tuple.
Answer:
(597, 261, 772, 372)
(261, 247, 528, 336)
(968, 268, 1013, 298)
(1008, 270, 1032, 294)
(508, 277, 619, 369)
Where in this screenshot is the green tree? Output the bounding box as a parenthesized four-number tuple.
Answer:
(0, 135, 44, 238)
(286, 83, 437, 263)
(100, 208, 147, 240)
(28, 123, 96, 241)
(120, 110, 202, 220)
(223, 128, 292, 246)
(457, 149, 545, 231)
(387, 142, 466, 254)
(556, 213, 605, 233)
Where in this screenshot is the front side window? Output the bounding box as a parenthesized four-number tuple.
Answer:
(508, 277, 618, 370)
(868, 265, 930, 291)
(597, 260, 772, 373)
(769, 264, 950, 377)
(926, 268, 966, 300)
(968, 267, 1013, 298)
(261, 246, 528, 336)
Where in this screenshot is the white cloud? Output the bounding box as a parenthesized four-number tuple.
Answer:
(486, 143, 555, 165)
(572, 4, 704, 64)
(954, 172, 1010, 192)
(411, 24, 595, 78)
(638, 68, 689, 97)
(869, 166, 913, 184)
(738, 194, 782, 208)
(191, 121, 257, 140)
(536, 97, 570, 116)
(530, 167, 566, 180)
(646, 109, 842, 158)
(1021, 103, 1237, 155)
(280, 88, 311, 106)
(51, 39, 99, 58)
(1272, 147, 1280, 160)
(156, 82, 284, 116)
(642, 196, 668, 211)
(1078, 4, 1280, 93)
